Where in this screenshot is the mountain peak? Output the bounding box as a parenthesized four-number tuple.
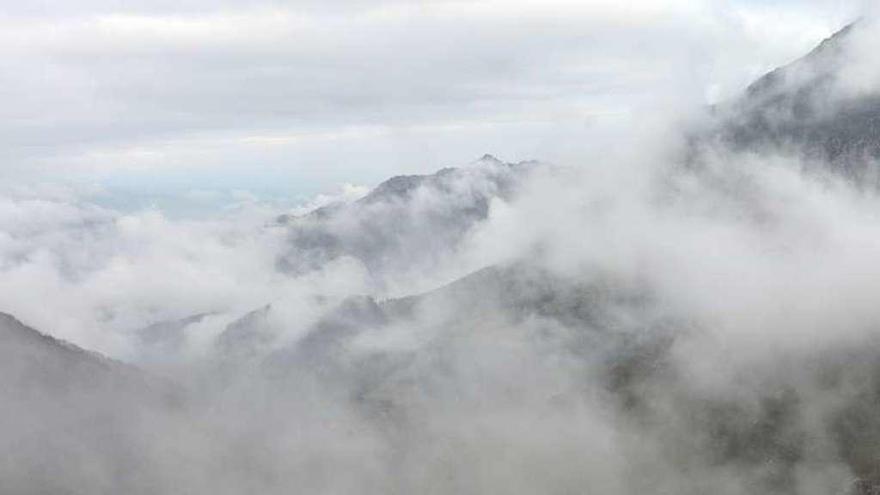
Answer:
(744, 21, 856, 101)
(704, 19, 880, 179)
(475, 153, 503, 165)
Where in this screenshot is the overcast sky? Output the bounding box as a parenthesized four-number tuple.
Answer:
(0, 0, 866, 211)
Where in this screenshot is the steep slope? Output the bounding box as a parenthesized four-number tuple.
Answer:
(0, 313, 182, 494)
(0, 312, 162, 398)
(707, 21, 880, 181)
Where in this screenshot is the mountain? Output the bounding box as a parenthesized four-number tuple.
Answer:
(706, 21, 880, 182)
(257, 261, 676, 412)
(0, 312, 163, 398)
(250, 257, 880, 493)
(0, 313, 181, 494)
(274, 155, 539, 278)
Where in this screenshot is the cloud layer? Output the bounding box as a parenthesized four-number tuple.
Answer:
(0, 0, 863, 196)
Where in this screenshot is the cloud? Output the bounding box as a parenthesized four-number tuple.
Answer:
(286, 182, 369, 215)
(0, 0, 862, 194)
(5, 4, 880, 494)
(833, 17, 880, 98)
(0, 190, 375, 355)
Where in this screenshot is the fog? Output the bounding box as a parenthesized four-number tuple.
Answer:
(4, 9, 880, 495)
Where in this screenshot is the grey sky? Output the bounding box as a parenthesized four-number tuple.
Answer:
(0, 0, 865, 209)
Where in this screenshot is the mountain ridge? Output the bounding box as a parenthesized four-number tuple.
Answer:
(703, 21, 880, 183)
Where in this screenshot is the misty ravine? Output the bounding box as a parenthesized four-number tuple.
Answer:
(6, 13, 880, 495)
